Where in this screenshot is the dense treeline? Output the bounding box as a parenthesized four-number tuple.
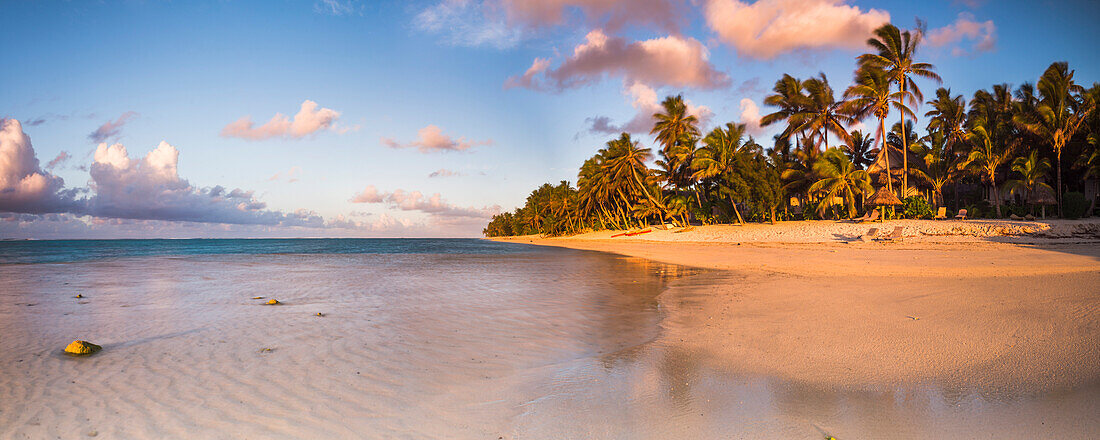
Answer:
(485, 23, 1100, 237)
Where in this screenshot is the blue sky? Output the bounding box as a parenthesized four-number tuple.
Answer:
(1, 0, 1097, 238)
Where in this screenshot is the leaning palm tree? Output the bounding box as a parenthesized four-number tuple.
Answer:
(860, 23, 942, 195)
(792, 73, 854, 151)
(843, 66, 914, 194)
(963, 120, 1014, 218)
(1005, 149, 1053, 212)
(761, 74, 807, 143)
(1014, 62, 1095, 216)
(602, 133, 671, 222)
(808, 148, 873, 219)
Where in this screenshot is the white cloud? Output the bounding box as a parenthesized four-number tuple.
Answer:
(381, 125, 492, 153)
(0, 119, 75, 214)
(221, 100, 342, 141)
(927, 12, 996, 57)
(703, 0, 889, 59)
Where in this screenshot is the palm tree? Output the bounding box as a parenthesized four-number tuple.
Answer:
(860, 23, 942, 196)
(843, 130, 876, 169)
(603, 133, 670, 223)
(1014, 62, 1095, 216)
(792, 73, 854, 151)
(1005, 149, 1053, 211)
(693, 123, 751, 223)
(909, 131, 963, 208)
(651, 95, 700, 162)
(963, 120, 1014, 217)
(808, 148, 873, 219)
(844, 66, 914, 194)
(925, 88, 968, 152)
(761, 74, 807, 143)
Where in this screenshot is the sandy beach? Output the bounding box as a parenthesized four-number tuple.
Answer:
(494, 218, 1100, 434)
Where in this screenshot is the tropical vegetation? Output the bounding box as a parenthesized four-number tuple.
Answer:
(485, 23, 1099, 237)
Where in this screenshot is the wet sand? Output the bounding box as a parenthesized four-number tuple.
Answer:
(493, 223, 1100, 437)
(2, 234, 1098, 439)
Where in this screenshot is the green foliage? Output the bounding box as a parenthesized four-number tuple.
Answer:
(1063, 192, 1089, 219)
(902, 196, 933, 219)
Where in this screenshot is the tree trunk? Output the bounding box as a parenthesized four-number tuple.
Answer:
(881, 117, 893, 194)
(900, 81, 909, 197)
(1056, 145, 1063, 218)
(729, 196, 745, 225)
(991, 176, 1002, 218)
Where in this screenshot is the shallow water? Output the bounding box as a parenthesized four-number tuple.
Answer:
(0, 239, 1096, 439)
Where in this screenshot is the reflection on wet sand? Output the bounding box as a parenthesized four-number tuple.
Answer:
(1, 244, 1096, 439)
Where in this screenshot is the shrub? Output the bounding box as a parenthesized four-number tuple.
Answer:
(1063, 192, 1089, 219)
(902, 196, 933, 219)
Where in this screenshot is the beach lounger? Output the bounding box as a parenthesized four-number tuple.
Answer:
(860, 227, 880, 242)
(877, 226, 905, 242)
(859, 209, 880, 223)
(852, 210, 872, 222)
(954, 209, 967, 220)
(933, 207, 947, 220)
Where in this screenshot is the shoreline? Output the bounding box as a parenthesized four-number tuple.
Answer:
(491, 220, 1100, 393)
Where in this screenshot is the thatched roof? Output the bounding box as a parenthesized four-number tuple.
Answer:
(867, 186, 903, 206)
(1029, 185, 1057, 205)
(866, 144, 919, 176)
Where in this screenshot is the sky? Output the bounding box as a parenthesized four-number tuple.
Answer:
(2, 0, 1098, 238)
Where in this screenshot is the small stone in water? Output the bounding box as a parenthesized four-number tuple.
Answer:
(64, 341, 102, 356)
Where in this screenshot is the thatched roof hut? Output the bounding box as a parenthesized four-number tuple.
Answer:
(867, 186, 903, 207)
(1029, 185, 1057, 205)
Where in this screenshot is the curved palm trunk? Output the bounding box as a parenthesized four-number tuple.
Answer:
(900, 82, 909, 197)
(629, 168, 678, 226)
(728, 196, 745, 225)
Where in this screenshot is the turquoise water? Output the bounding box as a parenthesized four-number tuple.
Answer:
(0, 238, 541, 264)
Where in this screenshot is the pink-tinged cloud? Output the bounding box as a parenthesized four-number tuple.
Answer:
(45, 151, 72, 170)
(429, 168, 462, 178)
(927, 13, 996, 57)
(88, 111, 139, 143)
(508, 29, 730, 91)
(500, 0, 686, 32)
(381, 125, 492, 153)
(415, 0, 686, 49)
(738, 98, 764, 136)
(586, 82, 712, 135)
(221, 100, 342, 140)
(703, 0, 889, 59)
(350, 185, 500, 219)
(2, 118, 328, 227)
(0, 119, 76, 214)
(86, 141, 321, 226)
(269, 166, 302, 183)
